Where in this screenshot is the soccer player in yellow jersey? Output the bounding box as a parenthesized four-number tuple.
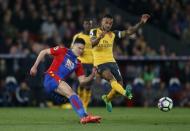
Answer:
(90, 14, 150, 112)
(71, 19, 93, 110)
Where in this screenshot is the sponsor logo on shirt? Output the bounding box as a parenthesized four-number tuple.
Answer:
(65, 59, 74, 70)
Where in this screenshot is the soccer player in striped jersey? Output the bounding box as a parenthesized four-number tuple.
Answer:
(30, 38, 101, 124)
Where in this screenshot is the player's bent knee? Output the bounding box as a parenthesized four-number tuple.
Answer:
(102, 70, 114, 81)
(118, 81, 123, 86)
(56, 81, 76, 98)
(106, 75, 115, 81)
(66, 91, 76, 98)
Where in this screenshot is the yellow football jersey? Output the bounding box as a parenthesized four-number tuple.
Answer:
(90, 28, 121, 66)
(72, 32, 93, 64)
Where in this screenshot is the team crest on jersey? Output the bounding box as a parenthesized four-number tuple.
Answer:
(53, 46, 59, 50)
(108, 32, 112, 38)
(65, 59, 74, 70)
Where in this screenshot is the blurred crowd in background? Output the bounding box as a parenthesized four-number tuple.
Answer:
(110, 0, 190, 41)
(0, 0, 189, 107)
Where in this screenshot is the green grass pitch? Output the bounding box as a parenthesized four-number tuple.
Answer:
(0, 107, 189, 131)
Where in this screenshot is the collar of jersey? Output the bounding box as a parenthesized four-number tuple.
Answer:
(68, 49, 77, 58)
(99, 27, 111, 33)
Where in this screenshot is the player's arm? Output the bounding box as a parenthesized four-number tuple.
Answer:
(30, 49, 51, 76)
(71, 34, 79, 48)
(75, 62, 96, 85)
(30, 46, 64, 76)
(119, 14, 150, 38)
(78, 68, 96, 85)
(90, 29, 106, 47)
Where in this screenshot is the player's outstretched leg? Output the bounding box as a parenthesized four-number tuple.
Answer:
(102, 84, 133, 112)
(56, 81, 101, 124)
(110, 80, 133, 99)
(102, 95, 112, 112)
(125, 84, 133, 99)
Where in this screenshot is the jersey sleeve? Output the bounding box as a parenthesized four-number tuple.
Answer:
(75, 61, 85, 77)
(50, 46, 66, 56)
(89, 29, 97, 39)
(113, 30, 122, 39)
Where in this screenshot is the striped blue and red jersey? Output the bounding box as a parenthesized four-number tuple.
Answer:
(46, 46, 84, 82)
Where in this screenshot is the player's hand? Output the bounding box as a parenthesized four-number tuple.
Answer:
(92, 67, 97, 76)
(140, 14, 150, 24)
(30, 66, 37, 76)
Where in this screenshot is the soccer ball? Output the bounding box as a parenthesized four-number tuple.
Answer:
(158, 97, 173, 112)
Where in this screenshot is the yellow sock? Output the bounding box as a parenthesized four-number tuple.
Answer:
(77, 87, 81, 97)
(83, 89, 91, 109)
(77, 87, 84, 102)
(86, 90, 91, 106)
(80, 89, 85, 106)
(107, 89, 117, 101)
(110, 80, 126, 96)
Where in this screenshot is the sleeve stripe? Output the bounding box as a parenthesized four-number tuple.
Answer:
(90, 29, 97, 38)
(118, 31, 122, 38)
